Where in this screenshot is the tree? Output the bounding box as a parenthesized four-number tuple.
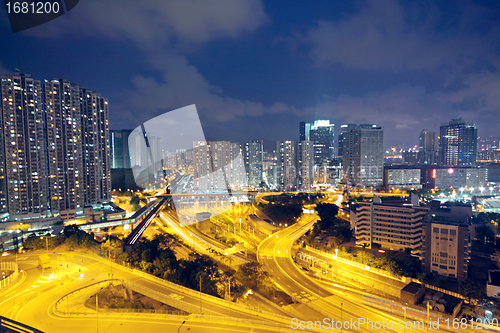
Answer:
(460, 278, 487, 303)
(101, 238, 123, 258)
(262, 204, 302, 224)
(475, 225, 495, 243)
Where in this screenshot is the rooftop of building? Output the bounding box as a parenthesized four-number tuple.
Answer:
(401, 282, 423, 294)
(423, 200, 472, 225)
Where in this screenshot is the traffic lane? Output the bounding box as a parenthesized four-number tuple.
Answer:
(14, 266, 299, 333)
(260, 224, 396, 331)
(260, 226, 463, 333)
(56, 252, 286, 322)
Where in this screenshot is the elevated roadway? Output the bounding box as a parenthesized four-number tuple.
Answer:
(0, 252, 305, 333)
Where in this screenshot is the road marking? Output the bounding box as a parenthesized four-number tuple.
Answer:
(21, 290, 35, 298)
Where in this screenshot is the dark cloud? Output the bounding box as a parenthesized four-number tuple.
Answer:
(4, 0, 499, 149)
(299, 0, 498, 73)
(25, 0, 269, 48)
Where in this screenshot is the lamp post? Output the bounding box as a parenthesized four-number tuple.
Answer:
(178, 320, 186, 333)
(403, 307, 407, 333)
(340, 303, 343, 333)
(96, 287, 103, 333)
(228, 277, 231, 318)
(96, 293, 99, 333)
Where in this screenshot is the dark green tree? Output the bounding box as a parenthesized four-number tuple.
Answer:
(460, 278, 487, 303)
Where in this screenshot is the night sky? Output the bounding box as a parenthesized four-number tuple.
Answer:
(1, 0, 500, 150)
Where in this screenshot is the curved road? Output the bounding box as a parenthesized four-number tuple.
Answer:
(0, 252, 304, 333)
(256, 196, 472, 333)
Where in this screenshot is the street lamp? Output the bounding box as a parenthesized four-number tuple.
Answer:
(40, 236, 48, 252)
(178, 320, 186, 333)
(403, 306, 407, 333)
(96, 287, 103, 333)
(340, 303, 343, 333)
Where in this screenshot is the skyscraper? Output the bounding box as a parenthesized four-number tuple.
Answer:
(277, 141, 296, 190)
(439, 119, 477, 166)
(418, 129, 439, 165)
(297, 140, 314, 189)
(80, 87, 111, 204)
(337, 124, 356, 158)
(44, 80, 111, 211)
(44, 79, 85, 214)
(300, 120, 334, 165)
(193, 141, 245, 192)
(111, 129, 132, 169)
(0, 74, 48, 221)
(243, 140, 263, 188)
(0, 73, 111, 221)
(299, 121, 311, 141)
(276, 140, 314, 190)
(309, 120, 335, 166)
(342, 124, 384, 187)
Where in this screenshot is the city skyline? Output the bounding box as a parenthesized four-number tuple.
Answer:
(2, 2, 500, 333)
(1, 1, 500, 149)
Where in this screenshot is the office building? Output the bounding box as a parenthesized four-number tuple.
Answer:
(439, 119, 477, 166)
(419, 130, 439, 165)
(354, 196, 427, 254)
(384, 167, 421, 191)
(310, 120, 335, 166)
(300, 120, 335, 165)
(483, 163, 500, 183)
(434, 167, 487, 189)
(0, 74, 48, 221)
(299, 122, 311, 141)
(342, 125, 384, 187)
(402, 151, 419, 165)
(337, 124, 356, 158)
(421, 201, 472, 280)
(111, 130, 132, 169)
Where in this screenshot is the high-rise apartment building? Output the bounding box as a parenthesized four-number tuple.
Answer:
(193, 141, 245, 192)
(342, 125, 384, 187)
(418, 129, 439, 165)
(276, 140, 314, 190)
(277, 141, 296, 190)
(297, 140, 314, 189)
(0, 74, 48, 221)
(243, 140, 263, 188)
(44, 80, 111, 211)
(44, 79, 85, 213)
(1, 74, 111, 221)
(439, 119, 477, 167)
(80, 87, 111, 204)
(421, 201, 472, 280)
